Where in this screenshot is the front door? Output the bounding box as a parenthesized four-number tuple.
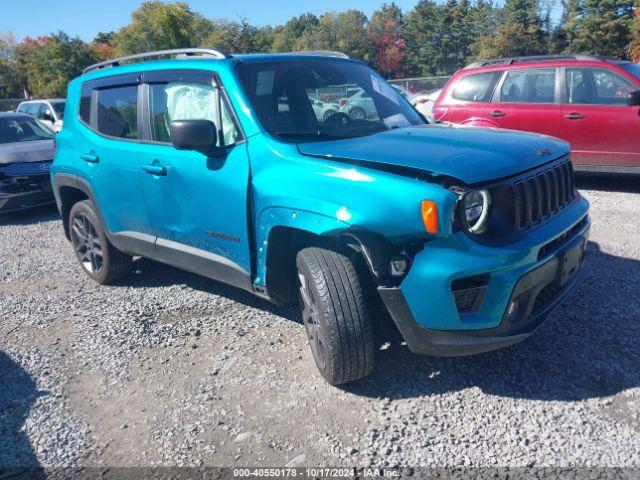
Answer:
(138, 72, 252, 288)
(561, 67, 640, 169)
(484, 67, 562, 138)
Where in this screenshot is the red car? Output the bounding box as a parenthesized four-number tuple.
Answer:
(433, 55, 640, 173)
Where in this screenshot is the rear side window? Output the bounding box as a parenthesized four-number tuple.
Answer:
(499, 68, 556, 104)
(79, 84, 92, 124)
(96, 85, 138, 139)
(451, 72, 500, 102)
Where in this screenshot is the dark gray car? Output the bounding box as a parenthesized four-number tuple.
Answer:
(0, 113, 56, 214)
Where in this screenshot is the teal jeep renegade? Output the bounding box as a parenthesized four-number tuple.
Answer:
(52, 49, 590, 385)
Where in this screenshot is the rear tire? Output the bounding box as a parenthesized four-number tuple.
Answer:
(68, 200, 132, 284)
(349, 107, 366, 120)
(296, 247, 375, 385)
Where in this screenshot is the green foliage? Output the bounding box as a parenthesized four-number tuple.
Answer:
(295, 10, 369, 59)
(0, 32, 23, 98)
(23, 32, 97, 98)
(564, 0, 635, 58)
(114, 1, 214, 55)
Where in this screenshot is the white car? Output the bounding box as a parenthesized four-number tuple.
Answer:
(16, 99, 65, 132)
(310, 98, 339, 122)
(338, 88, 377, 120)
(412, 89, 442, 123)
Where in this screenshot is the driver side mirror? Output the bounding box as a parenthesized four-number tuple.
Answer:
(43, 110, 54, 122)
(627, 90, 640, 107)
(170, 120, 224, 158)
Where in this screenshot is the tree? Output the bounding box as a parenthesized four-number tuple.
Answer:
(296, 10, 369, 60)
(202, 19, 255, 53)
(403, 0, 443, 74)
(368, 3, 406, 77)
(565, 0, 635, 58)
(472, 0, 547, 60)
(274, 13, 319, 52)
(0, 32, 24, 98)
(629, 5, 640, 61)
(23, 32, 97, 98)
(114, 1, 214, 55)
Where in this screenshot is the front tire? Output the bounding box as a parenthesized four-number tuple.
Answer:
(69, 200, 132, 284)
(296, 247, 375, 385)
(349, 107, 366, 120)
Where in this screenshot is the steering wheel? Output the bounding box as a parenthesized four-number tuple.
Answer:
(325, 112, 351, 125)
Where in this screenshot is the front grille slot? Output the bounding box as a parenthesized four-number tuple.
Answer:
(513, 159, 575, 230)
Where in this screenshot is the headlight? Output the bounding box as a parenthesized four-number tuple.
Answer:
(463, 189, 491, 233)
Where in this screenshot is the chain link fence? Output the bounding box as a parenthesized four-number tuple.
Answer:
(0, 98, 23, 112)
(388, 76, 451, 94)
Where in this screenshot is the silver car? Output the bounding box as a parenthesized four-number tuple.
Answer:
(0, 113, 56, 214)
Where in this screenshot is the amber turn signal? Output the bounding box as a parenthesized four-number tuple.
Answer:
(421, 200, 439, 234)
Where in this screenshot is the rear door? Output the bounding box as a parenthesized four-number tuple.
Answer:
(560, 66, 640, 169)
(484, 67, 562, 138)
(76, 76, 156, 255)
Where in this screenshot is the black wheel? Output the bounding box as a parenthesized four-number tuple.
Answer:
(69, 200, 132, 284)
(296, 247, 374, 385)
(323, 110, 337, 121)
(349, 107, 366, 120)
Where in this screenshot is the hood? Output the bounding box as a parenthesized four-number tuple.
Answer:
(0, 140, 55, 165)
(297, 124, 569, 185)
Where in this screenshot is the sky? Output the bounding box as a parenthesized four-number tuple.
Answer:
(4, 0, 423, 42)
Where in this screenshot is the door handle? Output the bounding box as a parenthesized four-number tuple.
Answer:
(80, 152, 99, 163)
(564, 112, 585, 120)
(488, 110, 506, 118)
(141, 164, 167, 176)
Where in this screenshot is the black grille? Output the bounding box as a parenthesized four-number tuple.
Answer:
(514, 160, 575, 230)
(0, 175, 51, 195)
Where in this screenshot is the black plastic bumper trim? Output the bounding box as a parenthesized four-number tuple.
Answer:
(378, 259, 589, 357)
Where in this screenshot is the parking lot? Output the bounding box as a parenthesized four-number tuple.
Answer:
(1, 175, 639, 469)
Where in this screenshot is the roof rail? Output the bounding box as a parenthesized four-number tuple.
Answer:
(83, 48, 232, 74)
(464, 54, 623, 69)
(289, 50, 350, 59)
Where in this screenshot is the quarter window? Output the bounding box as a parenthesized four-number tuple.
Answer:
(96, 85, 138, 139)
(498, 68, 556, 104)
(451, 72, 500, 102)
(148, 82, 240, 146)
(566, 68, 636, 105)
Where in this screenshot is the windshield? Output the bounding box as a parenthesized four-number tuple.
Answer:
(620, 63, 640, 82)
(236, 58, 424, 142)
(51, 101, 65, 119)
(0, 117, 55, 144)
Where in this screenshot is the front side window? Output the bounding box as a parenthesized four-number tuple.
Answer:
(96, 85, 138, 139)
(452, 72, 500, 102)
(0, 117, 55, 144)
(237, 58, 423, 142)
(498, 68, 556, 104)
(566, 68, 636, 105)
(149, 81, 240, 146)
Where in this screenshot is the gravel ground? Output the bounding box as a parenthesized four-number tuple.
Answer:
(0, 174, 639, 469)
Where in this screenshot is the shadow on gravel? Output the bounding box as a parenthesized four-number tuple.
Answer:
(120, 257, 301, 323)
(575, 172, 640, 193)
(0, 352, 44, 472)
(0, 204, 60, 226)
(346, 240, 640, 402)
